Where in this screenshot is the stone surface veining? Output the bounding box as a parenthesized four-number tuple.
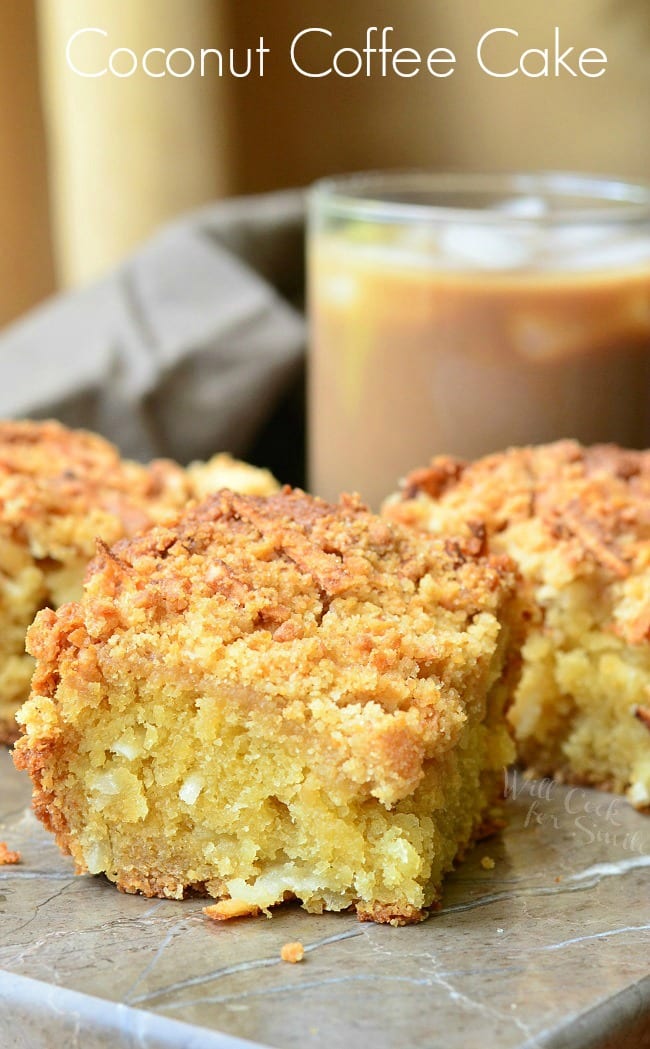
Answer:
(1, 750, 649, 1049)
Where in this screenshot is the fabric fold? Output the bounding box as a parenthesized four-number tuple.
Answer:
(0, 189, 307, 465)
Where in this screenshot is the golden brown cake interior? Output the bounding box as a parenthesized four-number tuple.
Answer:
(385, 441, 650, 809)
(15, 489, 519, 923)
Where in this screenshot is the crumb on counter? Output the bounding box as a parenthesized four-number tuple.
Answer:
(281, 942, 305, 964)
(203, 899, 261, 921)
(0, 842, 21, 865)
(481, 856, 496, 870)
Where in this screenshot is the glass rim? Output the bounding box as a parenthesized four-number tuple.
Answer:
(309, 170, 650, 226)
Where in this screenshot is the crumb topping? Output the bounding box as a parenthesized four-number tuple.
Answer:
(387, 440, 650, 645)
(0, 420, 278, 556)
(0, 419, 192, 555)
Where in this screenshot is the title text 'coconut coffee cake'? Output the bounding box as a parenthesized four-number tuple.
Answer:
(15, 488, 521, 924)
(384, 440, 650, 810)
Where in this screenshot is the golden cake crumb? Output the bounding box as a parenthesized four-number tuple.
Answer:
(203, 900, 262, 921)
(0, 842, 21, 865)
(281, 942, 305, 963)
(480, 856, 495, 870)
(384, 440, 650, 810)
(15, 487, 521, 923)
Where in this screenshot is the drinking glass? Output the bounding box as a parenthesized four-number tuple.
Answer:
(308, 171, 650, 507)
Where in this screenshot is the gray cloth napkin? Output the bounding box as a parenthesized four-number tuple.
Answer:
(0, 189, 307, 465)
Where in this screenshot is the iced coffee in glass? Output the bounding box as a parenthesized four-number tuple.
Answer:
(308, 172, 650, 507)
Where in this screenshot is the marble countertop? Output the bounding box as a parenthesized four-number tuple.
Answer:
(1, 748, 649, 1049)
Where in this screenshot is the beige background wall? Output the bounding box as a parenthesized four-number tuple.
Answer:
(0, 3, 55, 324)
(1, 0, 648, 323)
(37, 0, 232, 289)
(227, 0, 649, 189)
